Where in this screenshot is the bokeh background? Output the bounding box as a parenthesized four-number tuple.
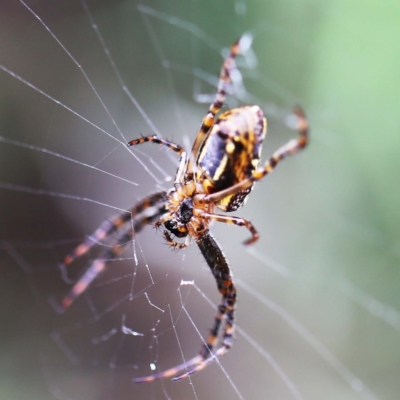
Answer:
(1, 1, 399, 399)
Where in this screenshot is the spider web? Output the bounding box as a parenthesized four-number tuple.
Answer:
(1, 1, 400, 400)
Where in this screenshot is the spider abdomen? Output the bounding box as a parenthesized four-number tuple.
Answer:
(197, 105, 266, 212)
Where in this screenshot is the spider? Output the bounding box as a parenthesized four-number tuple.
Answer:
(58, 35, 309, 382)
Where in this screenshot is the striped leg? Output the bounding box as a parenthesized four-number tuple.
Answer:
(133, 231, 236, 382)
(200, 212, 259, 245)
(127, 135, 184, 155)
(61, 191, 168, 267)
(61, 219, 125, 267)
(186, 35, 252, 176)
(204, 106, 309, 204)
(59, 192, 168, 312)
(176, 231, 236, 379)
(127, 135, 187, 185)
(60, 229, 134, 311)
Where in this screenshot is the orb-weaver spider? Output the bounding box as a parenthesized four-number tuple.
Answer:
(59, 34, 309, 382)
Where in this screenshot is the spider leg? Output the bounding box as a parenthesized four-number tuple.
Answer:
(133, 231, 235, 382)
(59, 228, 134, 311)
(172, 343, 229, 381)
(186, 35, 252, 176)
(187, 232, 236, 372)
(127, 135, 187, 186)
(201, 212, 259, 245)
(58, 192, 168, 312)
(61, 191, 168, 267)
(127, 135, 184, 155)
(204, 106, 309, 204)
(61, 219, 126, 268)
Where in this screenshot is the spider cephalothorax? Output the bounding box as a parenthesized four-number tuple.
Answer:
(59, 35, 309, 381)
(161, 183, 213, 248)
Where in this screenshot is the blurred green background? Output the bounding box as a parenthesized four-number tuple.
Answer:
(1, 1, 399, 399)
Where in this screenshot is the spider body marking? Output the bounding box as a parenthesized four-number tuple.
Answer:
(197, 105, 266, 212)
(58, 35, 309, 381)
